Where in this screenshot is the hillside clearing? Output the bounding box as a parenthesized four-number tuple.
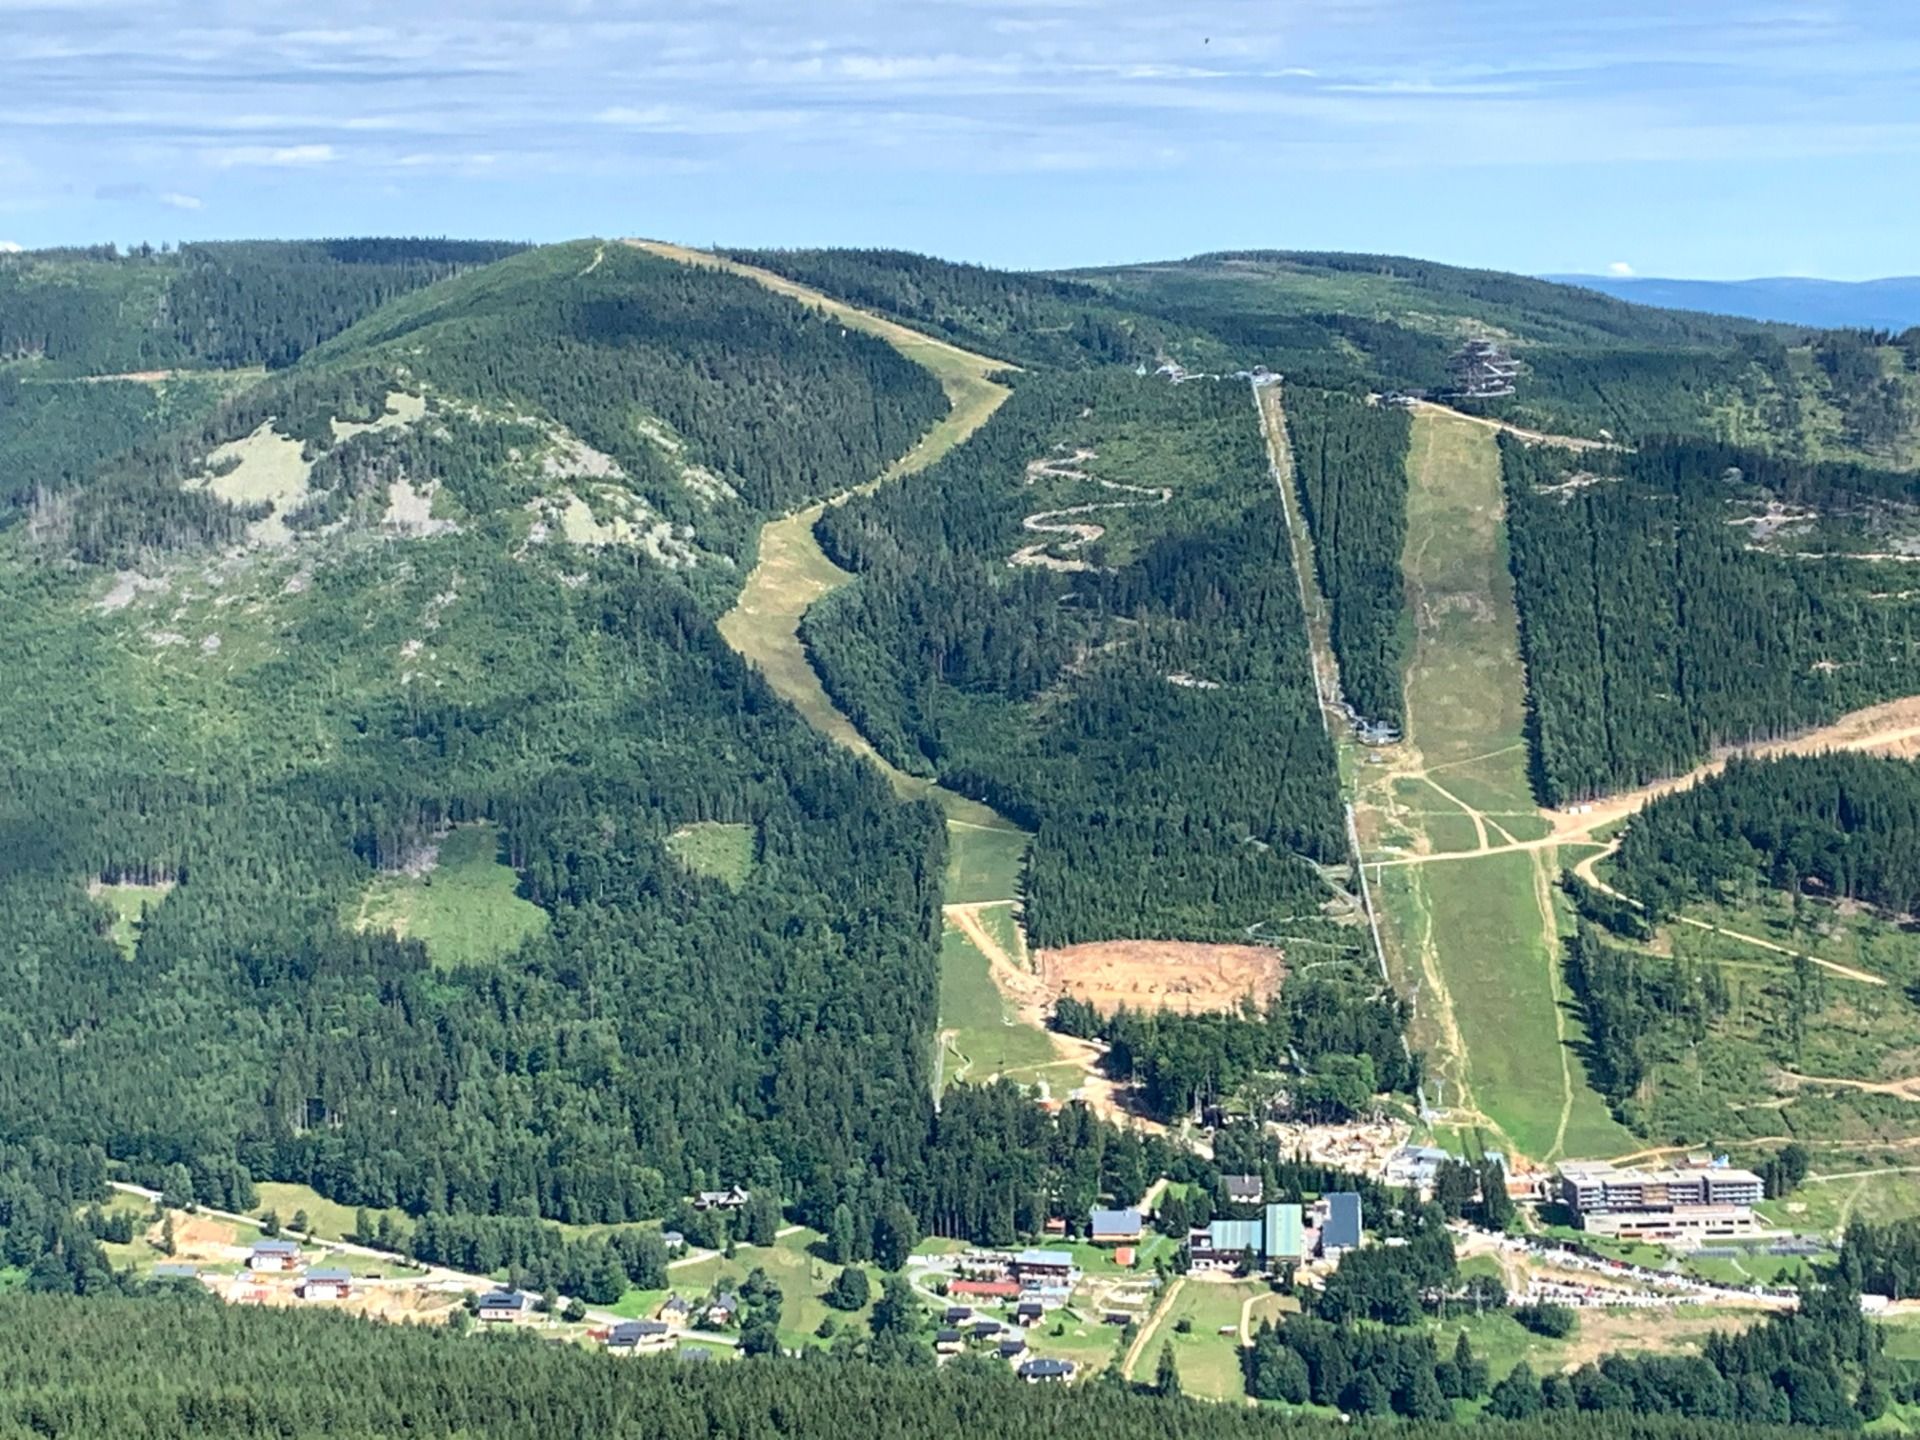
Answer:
(329, 389, 425, 443)
(88, 878, 173, 960)
(189, 421, 312, 546)
(352, 823, 548, 969)
(665, 821, 755, 887)
(1035, 940, 1285, 1017)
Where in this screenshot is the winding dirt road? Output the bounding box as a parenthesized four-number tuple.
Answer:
(1010, 446, 1171, 571)
(1408, 399, 1620, 452)
(1367, 694, 1920, 989)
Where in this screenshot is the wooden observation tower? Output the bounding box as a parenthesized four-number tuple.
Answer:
(1447, 338, 1519, 400)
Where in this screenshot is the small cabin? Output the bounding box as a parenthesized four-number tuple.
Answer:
(247, 1239, 302, 1273)
(300, 1267, 352, 1301)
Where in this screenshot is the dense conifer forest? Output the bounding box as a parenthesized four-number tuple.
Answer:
(1612, 754, 1920, 919)
(1504, 436, 1920, 803)
(805, 369, 1349, 946)
(0, 1292, 1878, 1440)
(0, 239, 525, 373)
(1282, 388, 1412, 728)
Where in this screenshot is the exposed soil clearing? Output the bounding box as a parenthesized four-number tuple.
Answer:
(1010, 446, 1170, 572)
(1035, 939, 1285, 1017)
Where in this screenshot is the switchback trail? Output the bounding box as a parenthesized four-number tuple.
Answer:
(1010, 446, 1171, 571)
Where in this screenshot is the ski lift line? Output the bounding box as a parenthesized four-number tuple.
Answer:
(1257, 376, 1408, 1076)
(1347, 804, 1392, 990)
(1251, 379, 1334, 735)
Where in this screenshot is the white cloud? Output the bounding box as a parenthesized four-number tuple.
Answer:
(209, 143, 336, 169)
(1607, 260, 1635, 277)
(596, 105, 674, 127)
(0, 240, 22, 253)
(158, 190, 202, 210)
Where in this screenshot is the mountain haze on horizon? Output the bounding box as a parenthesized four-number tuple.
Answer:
(1549, 272, 1920, 332)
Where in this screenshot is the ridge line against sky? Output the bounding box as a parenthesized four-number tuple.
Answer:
(2, 0, 1917, 278)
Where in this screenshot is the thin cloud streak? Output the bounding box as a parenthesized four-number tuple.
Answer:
(0, 0, 1916, 273)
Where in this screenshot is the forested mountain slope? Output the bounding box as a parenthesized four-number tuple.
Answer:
(735, 247, 1920, 465)
(1503, 436, 1920, 803)
(805, 370, 1349, 948)
(0, 237, 1000, 1245)
(19, 241, 948, 586)
(0, 239, 526, 374)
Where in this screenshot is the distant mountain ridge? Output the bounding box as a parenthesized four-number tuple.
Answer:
(1547, 273, 1920, 333)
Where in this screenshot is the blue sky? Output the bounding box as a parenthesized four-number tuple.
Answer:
(2, 0, 1917, 277)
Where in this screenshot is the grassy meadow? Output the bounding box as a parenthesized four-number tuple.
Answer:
(353, 823, 548, 969)
(665, 821, 756, 887)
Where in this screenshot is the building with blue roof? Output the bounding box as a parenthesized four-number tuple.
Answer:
(1318, 1192, 1363, 1256)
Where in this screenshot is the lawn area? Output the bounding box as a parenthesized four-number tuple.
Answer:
(937, 922, 1059, 1093)
(1365, 409, 1634, 1165)
(1024, 1304, 1131, 1377)
(1535, 1224, 1676, 1271)
(1057, 1235, 1178, 1276)
(1380, 850, 1632, 1162)
(1415, 809, 1483, 857)
(1141, 1277, 1270, 1400)
(1682, 1250, 1818, 1288)
(1415, 1307, 1569, 1386)
(248, 1182, 411, 1246)
(604, 1286, 672, 1320)
(945, 821, 1028, 906)
(352, 823, 548, 969)
(1880, 1314, 1920, 1363)
(89, 880, 172, 960)
(664, 821, 755, 886)
(654, 1226, 875, 1350)
(1764, 1169, 1920, 1239)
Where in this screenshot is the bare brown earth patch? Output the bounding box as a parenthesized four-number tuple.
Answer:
(1557, 1306, 1767, 1370)
(157, 1213, 245, 1263)
(1035, 940, 1284, 1016)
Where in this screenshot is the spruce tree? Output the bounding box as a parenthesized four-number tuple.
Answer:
(1154, 1343, 1182, 1399)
